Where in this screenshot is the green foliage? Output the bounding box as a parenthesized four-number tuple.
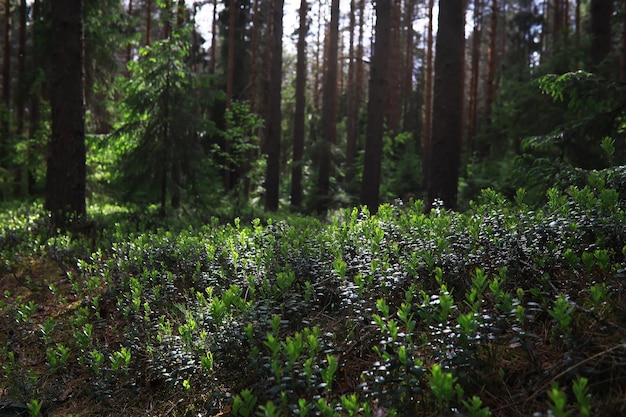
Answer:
(110, 29, 221, 209)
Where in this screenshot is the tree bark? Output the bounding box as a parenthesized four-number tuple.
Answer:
(467, 0, 482, 152)
(346, 0, 357, 176)
(385, 0, 402, 136)
(402, 0, 415, 132)
(45, 0, 87, 228)
(291, 0, 307, 208)
(422, 0, 434, 193)
(427, 0, 465, 210)
(485, 0, 498, 125)
(15, 0, 26, 195)
(2, 0, 11, 141)
(315, 0, 339, 213)
(590, 0, 612, 75)
(265, 0, 283, 211)
(360, 0, 391, 212)
(210, 0, 217, 73)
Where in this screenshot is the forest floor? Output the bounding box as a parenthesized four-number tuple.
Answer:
(1, 194, 626, 416)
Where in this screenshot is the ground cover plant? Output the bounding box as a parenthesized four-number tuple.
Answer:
(1, 170, 626, 416)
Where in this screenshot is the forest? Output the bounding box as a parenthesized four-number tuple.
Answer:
(0, 0, 626, 416)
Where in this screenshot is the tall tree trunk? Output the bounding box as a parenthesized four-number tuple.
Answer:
(402, 0, 415, 132)
(467, 0, 482, 152)
(621, 0, 626, 80)
(590, 0, 612, 75)
(575, 0, 580, 69)
(485, 0, 498, 126)
(46, 0, 87, 228)
(126, 0, 133, 68)
(28, 0, 43, 196)
(265, 0, 283, 211)
(224, 0, 237, 191)
(313, 0, 325, 112)
(250, 0, 260, 110)
(2, 0, 11, 142)
(422, 0, 434, 193)
(346, 0, 357, 177)
(360, 0, 391, 212)
(315, 0, 340, 213)
(355, 0, 365, 128)
(291, 0, 307, 208)
(210, 0, 217, 73)
(385, 0, 402, 136)
(16, 0, 26, 195)
(427, 0, 465, 210)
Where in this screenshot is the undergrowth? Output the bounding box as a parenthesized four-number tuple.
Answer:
(1, 171, 626, 416)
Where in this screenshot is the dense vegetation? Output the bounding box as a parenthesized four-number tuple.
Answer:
(2, 162, 625, 415)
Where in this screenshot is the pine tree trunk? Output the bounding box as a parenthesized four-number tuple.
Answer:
(467, 0, 482, 152)
(427, 0, 464, 210)
(485, 0, 498, 126)
(126, 0, 133, 68)
(45, 0, 87, 228)
(223, 0, 237, 191)
(402, 0, 415, 132)
(360, 0, 391, 212)
(291, 0, 307, 208)
(16, 0, 26, 195)
(210, 0, 217, 73)
(315, 0, 340, 213)
(621, 0, 626, 80)
(346, 0, 357, 176)
(422, 0, 434, 193)
(2, 0, 11, 142)
(385, 0, 402, 136)
(590, 0, 612, 75)
(265, 0, 283, 211)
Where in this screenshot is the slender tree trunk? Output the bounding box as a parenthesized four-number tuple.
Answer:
(162, 0, 172, 40)
(46, 0, 87, 228)
(574, 0, 576, 70)
(485, 0, 498, 126)
(224, 0, 237, 191)
(2, 0, 11, 141)
(402, 0, 415, 132)
(315, 0, 340, 212)
(291, 0, 307, 208)
(16, 0, 26, 195)
(422, 0, 434, 193)
(313, 0, 324, 112)
(210, 0, 217, 73)
(28, 0, 43, 196)
(171, 0, 186, 209)
(126, 0, 133, 67)
(355, 0, 365, 126)
(427, 0, 465, 210)
(385, 0, 401, 136)
(360, 0, 391, 212)
(250, 0, 260, 110)
(265, 0, 283, 211)
(468, 0, 482, 152)
(346, 0, 357, 176)
(621, 0, 626, 80)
